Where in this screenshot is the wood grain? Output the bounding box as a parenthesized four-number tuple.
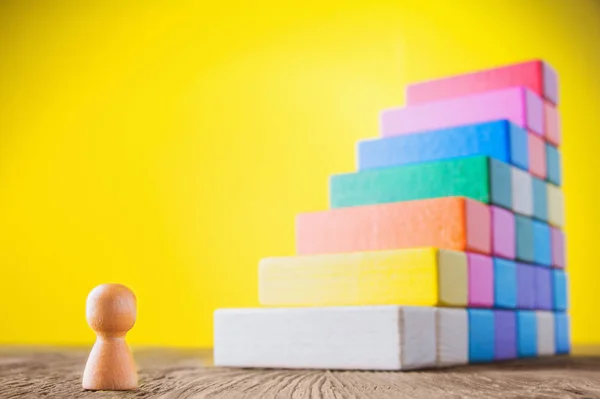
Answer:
(2, 346, 600, 398)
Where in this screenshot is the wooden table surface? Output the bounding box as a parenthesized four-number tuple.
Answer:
(2, 346, 600, 398)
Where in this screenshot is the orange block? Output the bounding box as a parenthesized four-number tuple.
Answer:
(296, 197, 491, 255)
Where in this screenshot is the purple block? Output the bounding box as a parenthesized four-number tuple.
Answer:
(517, 263, 536, 309)
(468, 253, 494, 307)
(492, 206, 516, 259)
(380, 87, 544, 137)
(535, 267, 553, 310)
(551, 227, 565, 268)
(495, 310, 517, 360)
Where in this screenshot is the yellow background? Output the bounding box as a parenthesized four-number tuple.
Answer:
(1, 0, 598, 348)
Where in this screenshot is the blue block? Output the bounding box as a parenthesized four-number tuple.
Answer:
(555, 312, 570, 354)
(468, 309, 495, 363)
(546, 143, 561, 186)
(532, 177, 548, 222)
(516, 215, 534, 263)
(490, 158, 513, 210)
(532, 220, 551, 266)
(552, 269, 568, 311)
(517, 310, 538, 357)
(494, 258, 517, 309)
(358, 120, 529, 171)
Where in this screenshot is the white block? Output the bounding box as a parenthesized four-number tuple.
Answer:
(436, 308, 468, 367)
(536, 311, 556, 356)
(213, 306, 437, 370)
(547, 184, 565, 227)
(511, 167, 533, 216)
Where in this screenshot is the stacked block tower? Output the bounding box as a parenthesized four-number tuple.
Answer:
(214, 59, 569, 370)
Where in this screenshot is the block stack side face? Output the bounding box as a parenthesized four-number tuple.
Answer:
(212, 60, 568, 371)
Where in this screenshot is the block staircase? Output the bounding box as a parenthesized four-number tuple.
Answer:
(213, 60, 569, 370)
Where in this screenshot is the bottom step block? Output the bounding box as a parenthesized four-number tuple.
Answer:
(214, 306, 438, 370)
(214, 307, 570, 370)
(214, 306, 570, 370)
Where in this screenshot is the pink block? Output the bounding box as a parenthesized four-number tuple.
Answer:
(545, 102, 561, 146)
(551, 227, 566, 268)
(468, 253, 494, 307)
(405, 60, 559, 106)
(466, 198, 492, 254)
(381, 87, 544, 137)
(492, 206, 515, 259)
(528, 133, 547, 179)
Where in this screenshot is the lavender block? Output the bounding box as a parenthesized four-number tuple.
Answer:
(517, 263, 536, 309)
(535, 267, 553, 310)
(494, 310, 517, 360)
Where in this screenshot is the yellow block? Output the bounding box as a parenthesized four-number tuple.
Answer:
(259, 248, 467, 307)
(548, 183, 565, 227)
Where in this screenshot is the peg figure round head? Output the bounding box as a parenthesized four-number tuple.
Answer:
(86, 284, 137, 336)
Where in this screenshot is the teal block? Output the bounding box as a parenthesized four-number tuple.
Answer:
(532, 177, 548, 222)
(516, 215, 534, 263)
(490, 158, 513, 211)
(329, 156, 512, 209)
(546, 143, 561, 186)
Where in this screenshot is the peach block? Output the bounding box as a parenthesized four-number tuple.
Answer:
(544, 102, 561, 146)
(296, 197, 491, 255)
(528, 133, 547, 180)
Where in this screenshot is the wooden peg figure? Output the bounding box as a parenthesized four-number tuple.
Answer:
(82, 283, 138, 391)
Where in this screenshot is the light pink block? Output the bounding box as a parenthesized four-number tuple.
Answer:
(528, 133, 547, 179)
(544, 102, 561, 146)
(551, 227, 566, 268)
(380, 87, 544, 137)
(492, 206, 515, 259)
(468, 253, 494, 307)
(542, 62, 559, 107)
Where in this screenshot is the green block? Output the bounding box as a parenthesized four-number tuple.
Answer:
(330, 156, 512, 209)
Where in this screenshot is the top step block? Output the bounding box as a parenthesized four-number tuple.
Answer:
(359, 120, 528, 172)
(406, 60, 558, 106)
(381, 87, 545, 139)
